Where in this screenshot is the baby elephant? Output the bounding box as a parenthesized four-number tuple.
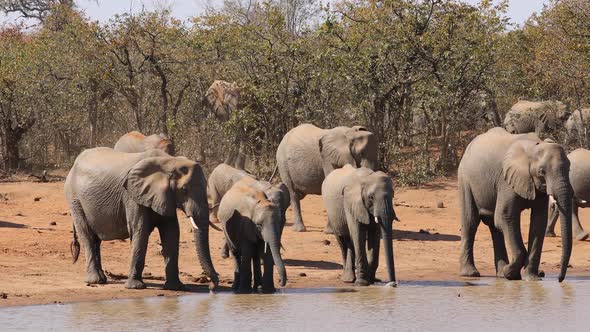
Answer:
(218, 177, 287, 293)
(547, 148, 590, 241)
(322, 165, 398, 286)
(207, 163, 256, 223)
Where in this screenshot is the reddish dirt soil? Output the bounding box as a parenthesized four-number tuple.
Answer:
(1, 177, 590, 307)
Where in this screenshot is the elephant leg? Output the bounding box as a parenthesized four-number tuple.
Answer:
(352, 224, 369, 286)
(546, 201, 559, 237)
(290, 191, 306, 232)
(220, 238, 230, 259)
(367, 223, 380, 283)
(158, 221, 184, 290)
(486, 221, 508, 278)
(524, 204, 548, 281)
(232, 250, 241, 291)
(125, 223, 152, 289)
(71, 201, 106, 284)
(572, 204, 589, 241)
(495, 200, 526, 280)
(261, 247, 276, 293)
(252, 246, 263, 290)
(209, 190, 220, 224)
(336, 235, 355, 283)
(458, 183, 481, 277)
(238, 242, 253, 293)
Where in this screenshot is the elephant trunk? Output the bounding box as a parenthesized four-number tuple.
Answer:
(263, 225, 287, 287)
(194, 225, 219, 289)
(379, 200, 396, 284)
(554, 185, 573, 282)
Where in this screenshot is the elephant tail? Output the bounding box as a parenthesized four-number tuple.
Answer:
(268, 164, 278, 183)
(70, 224, 80, 264)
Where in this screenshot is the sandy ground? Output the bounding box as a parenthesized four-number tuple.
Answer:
(1, 177, 590, 307)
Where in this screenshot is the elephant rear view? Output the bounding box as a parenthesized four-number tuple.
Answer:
(503, 100, 570, 135)
(458, 127, 573, 282)
(65, 147, 218, 290)
(275, 124, 377, 232)
(114, 131, 175, 155)
(565, 108, 590, 147)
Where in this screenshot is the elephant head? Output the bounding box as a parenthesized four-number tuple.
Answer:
(319, 126, 378, 175)
(502, 139, 573, 281)
(124, 156, 219, 288)
(206, 80, 241, 122)
(343, 169, 398, 283)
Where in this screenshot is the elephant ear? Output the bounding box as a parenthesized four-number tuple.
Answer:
(348, 130, 377, 167)
(342, 181, 369, 225)
(319, 131, 356, 174)
(125, 157, 176, 216)
(502, 141, 536, 200)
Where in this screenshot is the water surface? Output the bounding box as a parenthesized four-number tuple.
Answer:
(2, 277, 589, 331)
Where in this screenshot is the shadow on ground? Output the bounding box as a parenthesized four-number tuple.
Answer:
(283, 259, 342, 270)
(0, 220, 27, 228)
(394, 229, 460, 241)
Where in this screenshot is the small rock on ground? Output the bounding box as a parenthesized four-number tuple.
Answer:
(34, 197, 42, 202)
(298, 272, 307, 277)
(436, 201, 445, 208)
(322, 239, 331, 245)
(49, 221, 57, 226)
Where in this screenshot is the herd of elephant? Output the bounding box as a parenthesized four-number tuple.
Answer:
(63, 98, 590, 294)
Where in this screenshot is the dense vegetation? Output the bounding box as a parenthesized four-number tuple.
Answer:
(1, 0, 589, 185)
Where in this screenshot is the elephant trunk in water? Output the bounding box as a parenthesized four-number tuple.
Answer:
(263, 224, 287, 287)
(188, 199, 219, 290)
(553, 183, 573, 282)
(376, 199, 396, 284)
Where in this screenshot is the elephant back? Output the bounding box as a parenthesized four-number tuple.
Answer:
(567, 149, 590, 200)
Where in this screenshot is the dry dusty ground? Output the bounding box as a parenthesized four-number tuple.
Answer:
(1, 177, 590, 307)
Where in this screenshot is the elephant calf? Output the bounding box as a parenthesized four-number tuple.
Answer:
(114, 131, 175, 155)
(547, 148, 590, 241)
(322, 165, 398, 286)
(65, 148, 219, 290)
(218, 177, 287, 293)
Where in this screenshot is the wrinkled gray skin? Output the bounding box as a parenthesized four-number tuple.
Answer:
(547, 148, 590, 241)
(564, 109, 590, 147)
(207, 164, 290, 258)
(275, 123, 378, 232)
(114, 131, 175, 155)
(322, 165, 398, 286)
(503, 100, 570, 135)
(218, 177, 287, 293)
(207, 163, 256, 223)
(458, 127, 573, 282)
(65, 148, 218, 290)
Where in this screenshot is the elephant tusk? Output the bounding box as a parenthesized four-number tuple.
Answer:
(190, 217, 199, 230)
(580, 200, 588, 204)
(374, 216, 379, 224)
(264, 242, 268, 254)
(209, 221, 223, 232)
(549, 195, 556, 204)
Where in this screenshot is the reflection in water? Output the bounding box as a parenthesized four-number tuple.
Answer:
(2, 278, 590, 331)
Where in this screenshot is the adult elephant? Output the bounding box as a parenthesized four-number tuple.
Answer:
(274, 124, 377, 232)
(458, 127, 573, 282)
(65, 148, 219, 290)
(565, 108, 590, 147)
(206, 80, 246, 169)
(546, 148, 590, 241)
(114, 131, 175, 155)
(503, 100, 570, 135)
(322, 165, 398, 286)
(218, 177, 287, 293)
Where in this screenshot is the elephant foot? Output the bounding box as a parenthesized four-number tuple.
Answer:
(86, 272, 107, 285)
(323, 225, 334, 234)
(341, 270, 355, 283)
(459, 265, 480, 278)
(163, 279, 185, 291)
(291, 223, 307, 232)
(538, 270, 545, 278)
(262, 286, 276, 294)
(523, 272, 542, 281)
(503, 265, 522, 281)
(545, 230, 557, 237)
(125, 279, 147, 289)
(385, 281, 398, 288)
(575, 231, 589, 241)
(354, 278, 370, 287)
(235, 287, 253, 294)
(496, 260, 508, 278)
